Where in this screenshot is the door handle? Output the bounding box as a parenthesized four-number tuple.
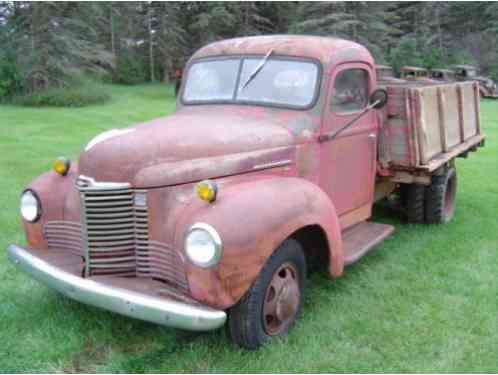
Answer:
(368, 133, 377, 139)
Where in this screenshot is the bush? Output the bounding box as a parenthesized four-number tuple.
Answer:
(423, 49, 444, 70)
(13, 80, 110, 107)
(87, 71, 114, 84)
(0, 55, 24, 100)
(389, 38, 424, 75)
(447, 49, 476, 67)
(114, 52, 146, 85)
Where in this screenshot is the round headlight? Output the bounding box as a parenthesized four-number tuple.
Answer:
(184, 223, 223, 268)
(20, 190, 41, 222)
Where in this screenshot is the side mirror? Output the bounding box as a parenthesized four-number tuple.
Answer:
(319, 87, 389, 142)
(369, 88, 388, 109)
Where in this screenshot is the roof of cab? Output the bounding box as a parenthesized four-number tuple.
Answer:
(431, 68, 454, 73)
(453, 65, 476, 70)
(400, 66, 427, 72)
(190, 35, 373, 68)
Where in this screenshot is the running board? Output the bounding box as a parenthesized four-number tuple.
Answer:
(343, 222, 395, 265)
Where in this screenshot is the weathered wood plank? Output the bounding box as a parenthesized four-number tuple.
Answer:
(380, 81, 483, 172)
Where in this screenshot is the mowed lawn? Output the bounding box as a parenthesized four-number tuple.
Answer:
(0, 85, 497, 372)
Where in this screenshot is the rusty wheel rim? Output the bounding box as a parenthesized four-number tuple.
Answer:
(262, 262, 300, 336)
(443, 174, 456, 221)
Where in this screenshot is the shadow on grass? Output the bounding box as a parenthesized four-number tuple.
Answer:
(59, 299, 225, 373)
(62, 200, 426, 373)
(100, 332, 206, 373)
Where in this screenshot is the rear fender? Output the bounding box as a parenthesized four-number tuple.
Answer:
(173, 176, 343, 309)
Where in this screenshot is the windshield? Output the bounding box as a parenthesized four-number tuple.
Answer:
(466, 69, 476, 77)
(182, 57, 319, 108)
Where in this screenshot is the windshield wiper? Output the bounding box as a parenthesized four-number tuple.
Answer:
(239, 47, 274, 91)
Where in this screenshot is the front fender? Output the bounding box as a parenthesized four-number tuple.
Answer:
(173, 176, 343, 309)
(20, 165, 79, 250)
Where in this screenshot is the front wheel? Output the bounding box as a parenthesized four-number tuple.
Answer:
(227, 239, 306, 350)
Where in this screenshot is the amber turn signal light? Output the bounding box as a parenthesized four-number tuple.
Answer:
(54, 157, 71, 176)
(196, 180, 218, 202)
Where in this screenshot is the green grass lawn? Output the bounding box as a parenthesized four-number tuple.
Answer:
(0, 85, 497, 372)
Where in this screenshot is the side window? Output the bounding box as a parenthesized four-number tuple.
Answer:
(331, 69, 369, 113)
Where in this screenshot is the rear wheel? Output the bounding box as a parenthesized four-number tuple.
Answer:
(400, 183, 425, 223)
(425, 167, 457, 224)
(227, 239, 306, 350)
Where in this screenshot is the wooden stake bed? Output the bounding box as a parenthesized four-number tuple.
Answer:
(378, 81, 484, 174)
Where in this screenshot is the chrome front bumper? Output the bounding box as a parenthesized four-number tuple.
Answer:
(7, 244, 226, 331)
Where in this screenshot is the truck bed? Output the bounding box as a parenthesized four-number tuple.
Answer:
(378, 81, 485, 173)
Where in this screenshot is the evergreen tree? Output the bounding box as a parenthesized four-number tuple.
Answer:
(154, 2, 188, 81)
(5, 2, 114, 91)
(2, 1, 498, 91)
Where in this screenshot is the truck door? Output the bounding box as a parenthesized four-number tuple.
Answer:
(319, 63, 377, 228)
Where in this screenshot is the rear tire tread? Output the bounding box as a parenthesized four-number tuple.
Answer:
(401, 184, 425, 223)
(425, 168, 457, 224)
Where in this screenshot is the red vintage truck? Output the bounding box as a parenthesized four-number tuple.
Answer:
(8, 35, 485, 349)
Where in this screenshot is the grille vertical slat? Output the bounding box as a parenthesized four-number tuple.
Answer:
(134, 190, 151, 281)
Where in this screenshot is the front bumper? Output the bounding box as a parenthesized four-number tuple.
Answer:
(7, 244, 226, 331)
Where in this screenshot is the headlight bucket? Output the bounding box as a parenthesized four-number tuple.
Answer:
(184, 223, 223, 268)
(20, 189, 42, 222)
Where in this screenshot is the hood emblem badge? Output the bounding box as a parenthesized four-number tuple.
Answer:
(76, 175, 96, 188)
(76, 175, 131, 190)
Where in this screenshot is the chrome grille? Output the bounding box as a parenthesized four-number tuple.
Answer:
(137, 240, 189, 293)
(74, 175, 188, 292)
(44, 221, 83, 256)
(78, 177, 140, 277)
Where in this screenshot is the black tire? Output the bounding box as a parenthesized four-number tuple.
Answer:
(400, 183, 425, 223)
(227, 239, 306, 350)
(174, 80, 181, 96)
(425, 167, 457, 224)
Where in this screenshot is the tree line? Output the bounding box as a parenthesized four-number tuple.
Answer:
(1, 1, 497, 99)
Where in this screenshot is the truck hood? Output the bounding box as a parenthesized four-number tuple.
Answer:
(78, 110, 296, 187)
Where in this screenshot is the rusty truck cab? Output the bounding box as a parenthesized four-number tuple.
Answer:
(453, 65, 498, 98)
(375, 64, 404, 83)
(178, 35, 380, 231)
(430, 69, 456, 82)
(8, 35, 486, 350)
(453, 65, 477, 80)
(375, 65, 394, 80)
(11, 36, 388, 339)
(400, 66, 436, 82)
